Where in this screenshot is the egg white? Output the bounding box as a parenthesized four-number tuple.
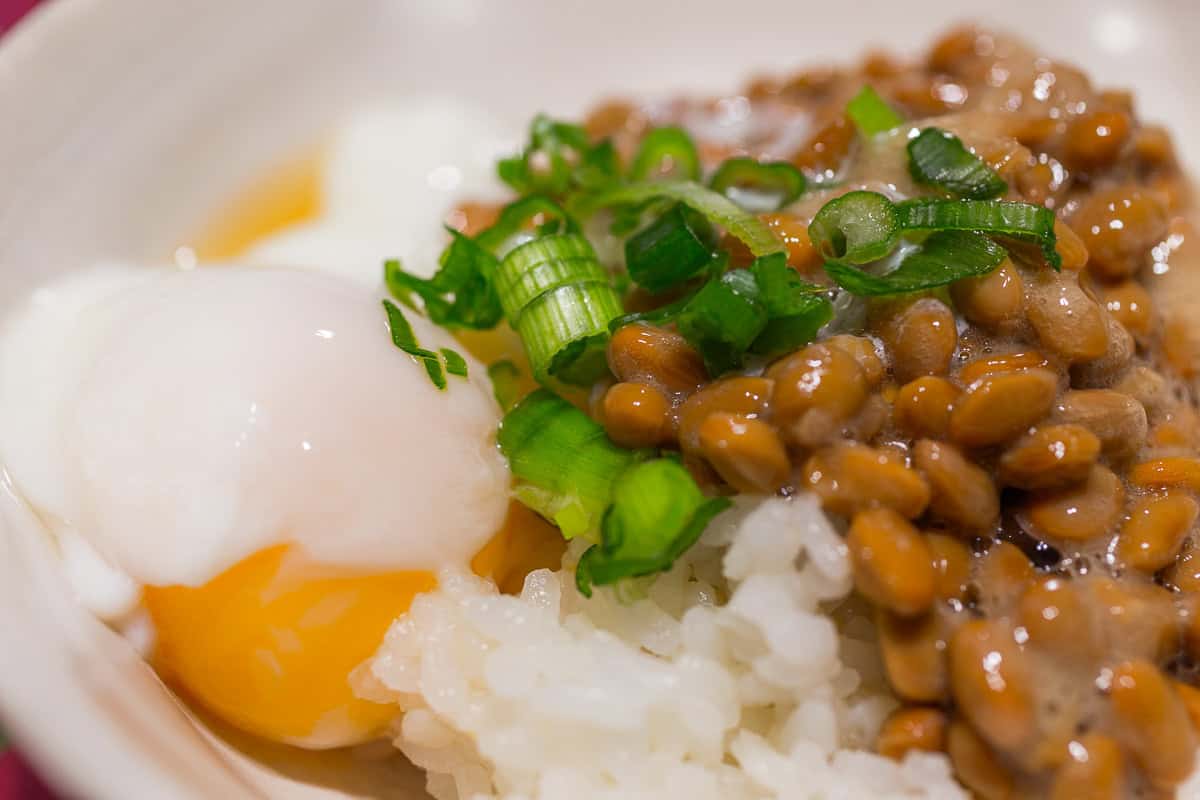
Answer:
(1, 265, 509, 588)
(244, 99, 518, 286)
(0, 98, 520, 596)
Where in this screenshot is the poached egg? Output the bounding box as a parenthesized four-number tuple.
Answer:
(0, 100, 557, 748)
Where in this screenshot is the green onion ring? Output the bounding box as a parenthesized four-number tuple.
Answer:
(808, 190, 901, 264)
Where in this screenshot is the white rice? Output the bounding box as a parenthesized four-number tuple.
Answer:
(354, 494, 966, 799)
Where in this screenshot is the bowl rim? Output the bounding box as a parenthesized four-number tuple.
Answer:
(0, 7, 274, 797)
(4, 3, 1200, 799)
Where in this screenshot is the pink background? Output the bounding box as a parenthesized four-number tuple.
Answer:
(0, 0, 39, 37)
(0, 753, 57, 800)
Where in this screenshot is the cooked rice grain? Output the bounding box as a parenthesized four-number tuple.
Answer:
(354, 496, 966, 799)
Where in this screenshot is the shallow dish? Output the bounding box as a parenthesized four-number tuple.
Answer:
(1, 1, 1199, 798)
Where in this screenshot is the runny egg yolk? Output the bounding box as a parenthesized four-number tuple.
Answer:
(144, 502, 563, 748)
(187, 151, 323, 262)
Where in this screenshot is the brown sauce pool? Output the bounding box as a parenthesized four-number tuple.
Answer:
(460, 25, 1200, 799)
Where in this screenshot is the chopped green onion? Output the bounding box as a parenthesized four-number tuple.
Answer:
(381, 298, 438, 360)
(519, 284, 624, 384)
(385, 231, 504, 330)
(382, 299, 447, 389)
(845, 86, 904, 137)
(709, 157, 807, 211)
(625, 203, 717, 293)
(497, 116, 582, 195)
(629, 127, 701, 181)
(422, 361, 447, 389)
(385, 198, 580, 331)
(606, 254, 828, 369)
(498, 389, 641, 539)
(575, 139, 623, 190)
(495, 234, 623, 384)
(475, 196, 580, 254)
(907, 128, 1008, 200)
(576, 458, 731, 596)
(676, 268, 767, 375)
(493, 233, 608, 319)
(440, 348, 469, 378)
(824, 230, 1006, 296)
(749, 253, 833, 354)
(808, 190, 901, 264)
(498, 392, 729, 589)
(896, 198, 1060, 270)
(607, 292, 695, 332)
(577, 180, 784, 258)
(487, 360, 523, 411)
(498, 115, 621, 197)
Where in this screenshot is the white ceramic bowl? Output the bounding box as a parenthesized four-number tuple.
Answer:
(1, 1, 1197, 797)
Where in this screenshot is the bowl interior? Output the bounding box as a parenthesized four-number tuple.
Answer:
(1, 0, 1198, 797)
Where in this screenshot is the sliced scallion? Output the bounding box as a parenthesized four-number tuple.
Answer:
(421, 361, 447, 390)
(520, 284, 624, 384)
(385, 198, 581, 331)
(498, 115, 621, 197)
(845, 86, 904, 137)
(476, 196, 580, 254)
(824, 229, 1006, 296)
(808, 190, 901, 264)
(498, 389, 641, 539)
(382, 299, 447, 389)
(675, 268, 767, 374)
(495, 234, 623, 384)
(907, 128, 1008, 200)
(625, 203, 717, 293)
(609, 254, 828, 365)
(493, 233, 607, 320)
(709, 157, 807, 211)
(629, 127, 701, 181)
(896, 198, 1060, 270)
(384, 231, 504, 330)
(575, 139, 622, 190)
(576, 458, 732, 596)
(577, 180, 784, 258)
(606, 292, 695, 332)
(749, 253, 833, 354)
(440, 348, 469, 378)
(487, 359, 523, 411)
